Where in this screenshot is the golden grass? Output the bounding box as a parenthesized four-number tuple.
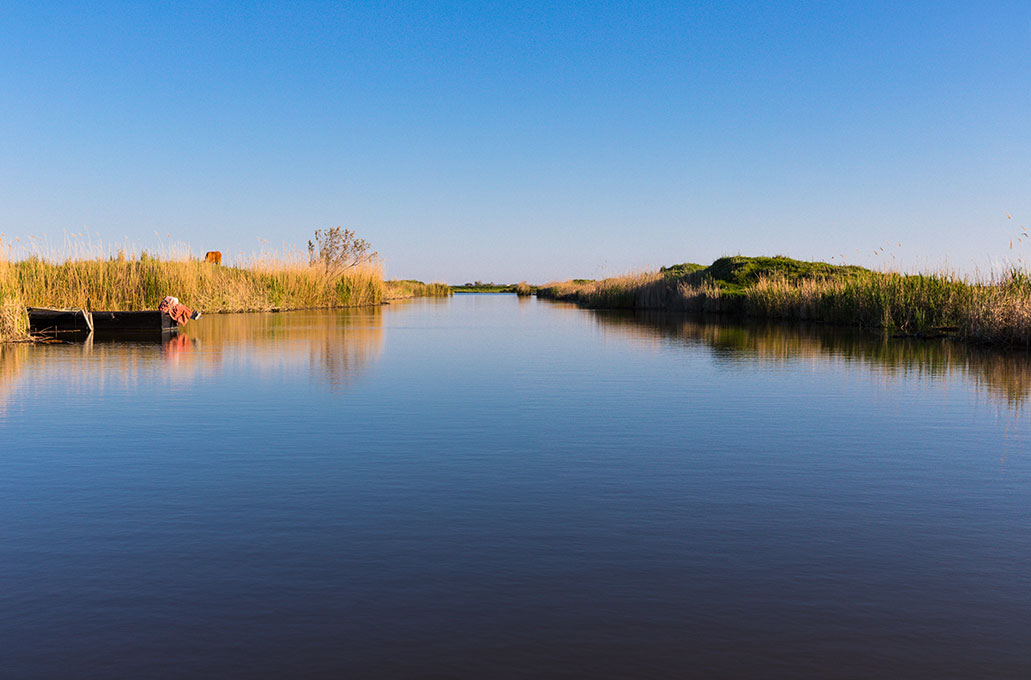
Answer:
(961, 271, 1031, 347)
(8, 255, 383, 312)
(741, 271, 1031, 347)
(0, 297, 29, 342)
(539, 272, 726, 310)
(539, 272, 662, 308)
(383, 280, 452, 300)
(0, 248, 29, 341)
(0, 237, 385, 341)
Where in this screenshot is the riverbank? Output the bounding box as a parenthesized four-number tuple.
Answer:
(384, 280, 452, 299)
(538, 256, 1031, 348)
(450, 281, 537, 294)
(0, 253, 386, 342)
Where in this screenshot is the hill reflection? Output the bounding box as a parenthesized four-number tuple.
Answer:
(4, 305, 1031, 413)
(593, 310, 1031, 409)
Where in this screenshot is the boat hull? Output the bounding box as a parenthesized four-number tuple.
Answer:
(28, 308, 178, 337)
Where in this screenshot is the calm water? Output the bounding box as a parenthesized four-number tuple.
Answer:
(2, 295, 1030, 679)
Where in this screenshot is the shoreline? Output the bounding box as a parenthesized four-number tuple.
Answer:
(0, 257, 441, 343)
(537, 256, 1031, 349)
(6, 295, 454, 344)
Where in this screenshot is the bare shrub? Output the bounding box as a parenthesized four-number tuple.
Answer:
(308, 227, 378, 273)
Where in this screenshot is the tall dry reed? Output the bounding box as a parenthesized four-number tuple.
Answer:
(539, 261, 1031, 348)
(383, 280, 452, 300)
(538, 273, 662, 308)
(0, 241, 28, 340)
(960, 270, 1031, 347)
(0, 298, 28, 342)
(0, 237, 385, 330)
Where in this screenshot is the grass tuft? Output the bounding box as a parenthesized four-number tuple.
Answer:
(513, 281, 533, 296)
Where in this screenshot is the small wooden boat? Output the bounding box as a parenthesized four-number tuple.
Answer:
(27, 308, 179, 336)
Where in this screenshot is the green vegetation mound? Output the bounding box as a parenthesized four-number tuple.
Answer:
(659, 263, 705, 279)
(538, 255, 1031, 346)
(677, 256, 870, 289)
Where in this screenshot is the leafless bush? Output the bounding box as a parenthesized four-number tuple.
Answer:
(308, 227, 378, 273)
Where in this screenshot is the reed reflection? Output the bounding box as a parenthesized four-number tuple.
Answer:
(0, 309, 384, 403)
(594, 310, 1031, 410)
(0, 342, 29, 414)
(180, 308, 384, 389)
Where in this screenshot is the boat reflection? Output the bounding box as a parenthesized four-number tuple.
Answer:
(4, 304, 1031, 416)
(0, 309, 385, 407)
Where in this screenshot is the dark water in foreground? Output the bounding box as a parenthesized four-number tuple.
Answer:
(2, 295, 1030, 679)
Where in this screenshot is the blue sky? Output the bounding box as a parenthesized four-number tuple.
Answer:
(1, 1, 1029, 282)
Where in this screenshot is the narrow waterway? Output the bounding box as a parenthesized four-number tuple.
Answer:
(2, 294, 1029, 679)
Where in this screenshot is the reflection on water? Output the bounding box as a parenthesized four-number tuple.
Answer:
(0, 308, 384, 404)
(594, 310, 1031, 410)
(180, 307, 384, 390)
(4, 305, 1031, 413)
(4, 305, 1031, 412)
(3, 296, 1031, 679)
(0, 342, 28, 413)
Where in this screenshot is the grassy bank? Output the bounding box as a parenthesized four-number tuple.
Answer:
(451, 283, 515, 293)
(538, 256, 1031, 348)
(0, 249, 387, 341)
(384, 280, 452, 299)
(450, 282, 539, 294)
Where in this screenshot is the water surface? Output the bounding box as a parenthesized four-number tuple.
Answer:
(2, 295, 1030, 678)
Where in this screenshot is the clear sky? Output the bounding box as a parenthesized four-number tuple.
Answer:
(1, 1, 1029, 283)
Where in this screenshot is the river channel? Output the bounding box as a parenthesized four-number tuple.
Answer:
(2, 294, 1029, 678)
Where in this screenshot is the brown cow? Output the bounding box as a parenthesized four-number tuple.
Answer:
(204, 251, 222, 265)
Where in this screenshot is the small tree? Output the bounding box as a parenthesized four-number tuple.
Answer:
(307, 227, 378, 273)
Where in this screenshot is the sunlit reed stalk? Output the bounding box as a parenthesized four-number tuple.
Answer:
(0, 239, 28, 341)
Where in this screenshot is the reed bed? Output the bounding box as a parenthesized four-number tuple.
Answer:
(742, 271, 1031, 347)
(538, 256, 1031, 348)
(0, 297, 29, 342)
(513, 281, 533, 296)
(383, 280, 452, 300)
(538, 273, 662, 308)
(0, 249, 28, 341)
(960, 270, 1031, 347)
(6, 255, 384, 312)
(742, 273, 973, 329)
(0, 239, 386, 341)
